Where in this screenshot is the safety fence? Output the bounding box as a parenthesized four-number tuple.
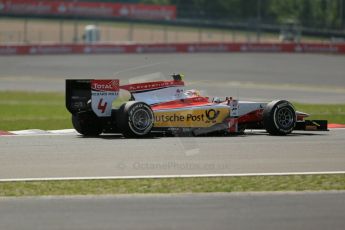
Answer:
(1, 42, 345, 55)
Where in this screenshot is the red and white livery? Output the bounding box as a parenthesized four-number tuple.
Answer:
(66, 74, 328, 137)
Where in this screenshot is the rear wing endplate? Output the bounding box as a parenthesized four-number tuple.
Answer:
(66, 79, 92, 114)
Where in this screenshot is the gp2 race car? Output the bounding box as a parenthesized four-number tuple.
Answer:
(66, 74, 328, 137)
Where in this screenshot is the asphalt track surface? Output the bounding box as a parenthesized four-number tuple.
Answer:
(1, 129, 344, 180)
(1, 53, 345, 103)
(1, 192, 344, 230)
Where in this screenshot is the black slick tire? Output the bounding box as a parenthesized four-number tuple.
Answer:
(72, 112, 103, 136)
(263, 100, 296, 135)
(117, 101, 154, 138)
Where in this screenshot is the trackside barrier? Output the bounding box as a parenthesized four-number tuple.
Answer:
(0, 0, 176, 20)
(1, 43, 345, 55)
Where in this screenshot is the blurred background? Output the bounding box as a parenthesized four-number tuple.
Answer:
(1, 0, 344, 44)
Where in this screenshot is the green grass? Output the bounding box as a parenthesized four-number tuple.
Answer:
(0, 91, 344, 131)
(0, 174, 344, 197)
(0, 91, 71, 131)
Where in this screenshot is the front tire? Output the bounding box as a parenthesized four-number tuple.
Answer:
(72, 112, 103, 136)
(263, 100, 296, 135)
(117, 101, 154, 138)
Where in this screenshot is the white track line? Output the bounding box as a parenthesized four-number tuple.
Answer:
(5, 129, 78, 136)
(0, 171, 344, 182)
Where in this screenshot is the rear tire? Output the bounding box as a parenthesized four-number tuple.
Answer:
(117, 101, 154, 138)
(263, 100, 296, 135)
(72, 112, 103, 136)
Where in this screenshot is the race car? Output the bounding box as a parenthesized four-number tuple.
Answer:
(65, 74, 328, 137)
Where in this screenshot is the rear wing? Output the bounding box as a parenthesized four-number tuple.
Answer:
(66, 79, 119, 117)
(66, 79, 92, 114)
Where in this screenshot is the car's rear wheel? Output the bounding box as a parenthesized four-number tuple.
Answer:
(72, 112, 103, 136)
(263, 100, 296, 135)
(117, 101, 154, 138)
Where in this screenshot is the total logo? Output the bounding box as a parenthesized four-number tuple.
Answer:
(92, 83, 113, 90)
(92, 80, 119, 91)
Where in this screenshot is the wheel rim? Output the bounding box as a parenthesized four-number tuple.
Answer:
(131, 109, 152, 131)
(275, 107, 294, 129)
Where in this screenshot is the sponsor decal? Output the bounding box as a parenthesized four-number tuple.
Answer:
(174, 88, 184, 98)
(91, 80, 119, 92)
(84, 46, 125, 54)
(128, 6, 175, 20)
(276, 101, 291, 109)
(188, 45, 228, 53)
(2, 43, 345, 56)
(121, 80, 184, 92)
(240, 44, 282, 52)
(4, 1, 52, 14)
(29, 46, 72, 54)
(295, 44, 339, 53)
(91, 80, 119, 117)
(136, 45, 177, 53)
(205, 109, 220, 120)
(154, 108, 229, 128)
(0, 47, 17, 54)
(68, 6, 113, 17)
(0, 0, 176, 20)
(229, 99, 239, 117)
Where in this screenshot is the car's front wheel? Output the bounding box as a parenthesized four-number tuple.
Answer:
(263, 100, 296, 135)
